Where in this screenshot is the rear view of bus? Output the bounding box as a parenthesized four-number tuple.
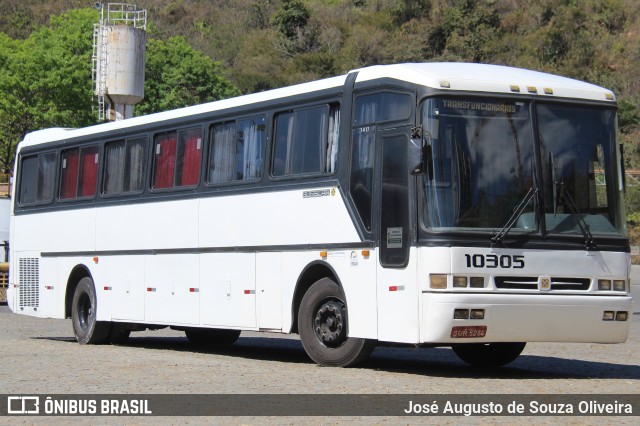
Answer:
(7, 63, 632, 368)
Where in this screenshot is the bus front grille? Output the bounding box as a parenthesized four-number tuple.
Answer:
(494, 276, 591, 291)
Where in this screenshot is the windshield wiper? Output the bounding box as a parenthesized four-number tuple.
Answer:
(554, 181, 597, 250)
(492, 187, 538, 244)
(549, 151, 597, 250)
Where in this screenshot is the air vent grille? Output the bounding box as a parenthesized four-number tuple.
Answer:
(19, 258, 39, 308)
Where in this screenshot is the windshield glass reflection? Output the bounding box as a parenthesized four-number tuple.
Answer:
(421, 97, 536, 231)
(420, 97, 625, 238)
(538, 103, 624, 236)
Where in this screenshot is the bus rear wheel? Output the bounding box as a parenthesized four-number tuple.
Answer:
(451, 342, 526, 367)
(298, 278, 374, 367)
(185, 328, 241, 346)
(71, 277, 111, 344)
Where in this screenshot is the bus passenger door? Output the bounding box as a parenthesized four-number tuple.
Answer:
(376, 127, 419, 343)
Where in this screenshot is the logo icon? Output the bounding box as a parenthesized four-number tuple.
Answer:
(539, 277, 551, 291)
(7, 396, 40, 414)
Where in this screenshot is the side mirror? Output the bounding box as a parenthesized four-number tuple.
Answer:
(410, 137, 425, 176)
(409, 137, 433, 180)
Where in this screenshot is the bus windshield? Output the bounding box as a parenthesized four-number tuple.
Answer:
(420, 96, 625, 238)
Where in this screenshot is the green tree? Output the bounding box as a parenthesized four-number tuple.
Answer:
(392, 0, 430, 25)
(272, 0, 317, 55)
(233, 29, 287, 93)
(0, 7, 240, 174)
(0, 8, 98, 173)
(136, 36, 240, 115)
(272, 0, 309, 40)
(439, 0, 502, 62)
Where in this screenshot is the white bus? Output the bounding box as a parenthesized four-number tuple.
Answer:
(8, 63, 633, 367)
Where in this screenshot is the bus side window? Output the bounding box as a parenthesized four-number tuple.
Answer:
(350, 126, 375, 231)
(152, 127, 202, 189)
(208, 116, 265, 185)
(272, 112, 293, 177)
(60, 146, 99, 199)
(104, 138, 147, 196)
(19, 153, 56, 206)
(209, 122, 236, 183)
(153, 132, 177, 189)
(176, 128, 203, 186)
(271, 104, 339, 177)
(60, 148, 80, 199)
(18, 156, 38, 205)
(353, 92, 412, 126)
(235, 117, 265, 181)
(78, 146, 99, 197)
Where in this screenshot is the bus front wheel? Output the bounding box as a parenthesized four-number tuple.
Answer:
(298, 278, 374, 367)
(71, 277, 111, 344)
(451, 342, 526, 367)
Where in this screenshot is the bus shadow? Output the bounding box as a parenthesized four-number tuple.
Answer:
(113, 335, 312, 364)
(363, 346, 640, 380)
(35, 334, 640, 380)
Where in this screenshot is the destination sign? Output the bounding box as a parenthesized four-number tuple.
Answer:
(441, 99, 517, 113)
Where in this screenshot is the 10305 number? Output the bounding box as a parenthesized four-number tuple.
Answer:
(464, 254, 525, 269)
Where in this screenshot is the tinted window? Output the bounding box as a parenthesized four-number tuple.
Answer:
(272, 105, 339, 177)
(350, 127, 376, 231)
(60, 145, 99, 199)
(19, 152, 56, 205)
(152, 127, 203, 189)
(103, 138, 147, 195)
(354, 92, 412, 126)
(208, 116, 265, 184)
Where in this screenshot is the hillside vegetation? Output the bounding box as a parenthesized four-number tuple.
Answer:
(1, 0, 640, 225)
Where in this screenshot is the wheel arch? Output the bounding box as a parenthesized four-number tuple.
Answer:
(290, 260, 342, 334)
(65, 264, 93, 319)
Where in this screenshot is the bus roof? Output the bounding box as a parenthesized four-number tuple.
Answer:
(358, 63, 615, 102)
(20, 62, 615, 148)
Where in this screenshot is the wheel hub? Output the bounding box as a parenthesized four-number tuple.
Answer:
(313, 300, 346, 348)
(78, 294, 91, 331)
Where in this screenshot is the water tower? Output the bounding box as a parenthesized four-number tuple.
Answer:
(92, 3, 147, 121)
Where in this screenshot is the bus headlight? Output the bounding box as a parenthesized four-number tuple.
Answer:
(453, 276, 468, 288)
(598, 279, 612, 291)
(470, 309, 485, 319)
(615, 311, 628, 321)
(469, 277, 485, 288)
(430, 274, 447, 289)
(454, 309, 469, 319)
(613, 280, 626, 291)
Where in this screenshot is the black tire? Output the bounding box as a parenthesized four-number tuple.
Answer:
(298, 277, 374, 367)
(452, 342, 526, 367)
(71, 277, 111, 344)
(185, 328, 241, 346)
(108, 324, 131, 344)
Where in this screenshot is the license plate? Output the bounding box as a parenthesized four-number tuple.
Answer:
(450, 326, 487, 338)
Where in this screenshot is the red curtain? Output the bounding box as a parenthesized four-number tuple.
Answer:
(180, 135, 201, 186)
(154, 134, 177, 189)
(79, 147, 98, 197)
(60, 150, 79, 199)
